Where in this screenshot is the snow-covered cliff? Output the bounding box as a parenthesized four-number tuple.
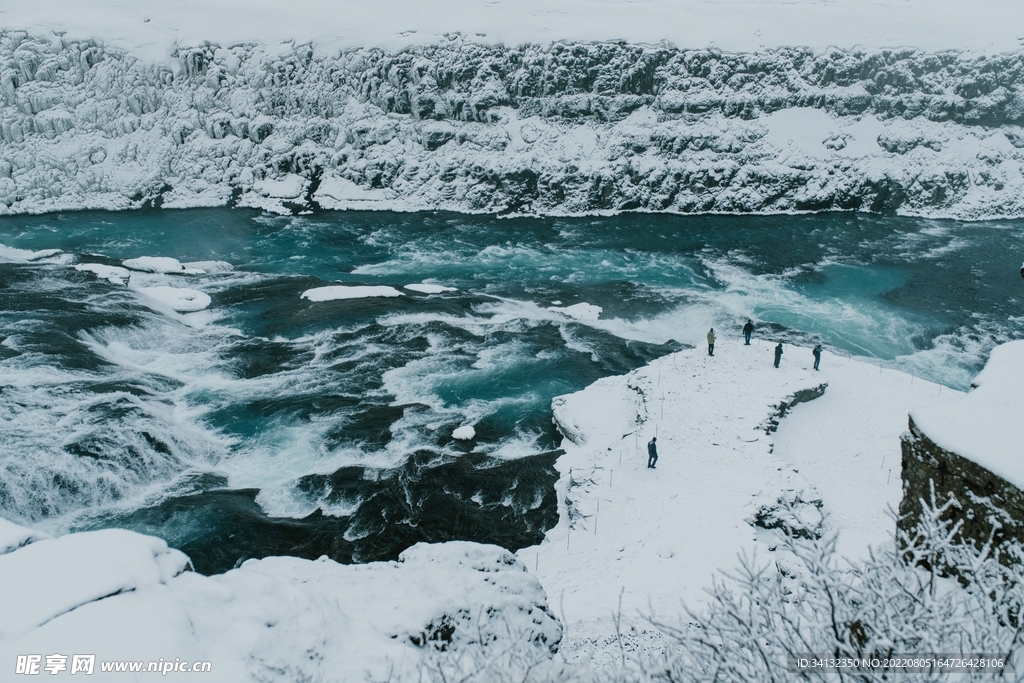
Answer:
(2, 27, 1024, 217)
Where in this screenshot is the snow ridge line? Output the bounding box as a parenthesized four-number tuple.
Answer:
(2, 31, 1024, 217)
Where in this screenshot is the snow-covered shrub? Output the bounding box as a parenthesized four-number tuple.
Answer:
(649, 494, 1024, 683)
(401, 494, 1024, 683)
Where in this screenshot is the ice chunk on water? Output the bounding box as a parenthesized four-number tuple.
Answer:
(452, 425, 476, 440)
(123, 256, 186, 273)
(75, 263, 130, 285)
(404, 283, 457, 294)
(137, 286, 211, 312)
(301, 285, 404, 302)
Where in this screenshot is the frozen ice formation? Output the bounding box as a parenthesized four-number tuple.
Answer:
(0, 29, 1023, 219)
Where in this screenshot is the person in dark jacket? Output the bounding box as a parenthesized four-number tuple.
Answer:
(706, 328, 716, 356)
(774, 342, 783, 368)
(743, 319, 754, 345)
(812, 344, 822, 371)
(647, 437, 658, 469)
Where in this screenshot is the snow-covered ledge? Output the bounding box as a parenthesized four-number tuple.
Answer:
(900, 340, 1024, 561)
(519, 340, 961, 664)
(0, 520, 560, 681)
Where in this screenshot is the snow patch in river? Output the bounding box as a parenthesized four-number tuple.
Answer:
(404, 283, 458, 294)
(452, 425, 476, 440)
(136, 286, 212, 312)
(75, 263, 130, 284)
(301, 285, 404, 302)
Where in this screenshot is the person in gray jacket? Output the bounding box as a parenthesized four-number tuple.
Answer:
(707, 328, 716, 356)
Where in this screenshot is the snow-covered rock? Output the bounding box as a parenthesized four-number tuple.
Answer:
(122, 257, 187, 274)
(405, 283, 458, 294)
(301, 285, 404, 301)
(0, 518, 50, 556)
(136, 286, 212, 312)
(0, 521, 560, 682)
(452, 425, 476, 440)
(899, 340, 1024, 567)
(0, 528, 190, 639)
(75, 263, 131, 284)
(522, 340, 962, 664)
(0, 26, 1023, 218)
(909, 340, 1024, 488)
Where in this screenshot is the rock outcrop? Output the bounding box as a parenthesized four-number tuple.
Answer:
(898, 340, 1024, 562)
(899, 417, 1024, 557)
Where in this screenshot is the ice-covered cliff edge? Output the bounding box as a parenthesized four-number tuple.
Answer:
(2, 28, 1024, 218)
(0, 517, 561, 681)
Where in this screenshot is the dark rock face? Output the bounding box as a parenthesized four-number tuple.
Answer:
(899, 417, 1024, 562)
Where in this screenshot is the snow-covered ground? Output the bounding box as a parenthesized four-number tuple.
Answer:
(0, 521, 560, 682)
(1, 2, 1023, 218)
(517, 339, 962, 666)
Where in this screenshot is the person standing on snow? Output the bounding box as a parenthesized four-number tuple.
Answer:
(812, 344, 823, 371)
(647, 437, 659, 469)
(707, 328, 716, 356)
(743, 319, 754, 345)
(774, 342, 783, 368)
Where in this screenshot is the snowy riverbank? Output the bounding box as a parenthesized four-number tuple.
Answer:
(1, 1, 1024, 218)
(517, 339, 963, 667)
